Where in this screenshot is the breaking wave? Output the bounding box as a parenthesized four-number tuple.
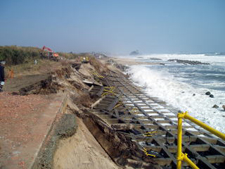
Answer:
(128, 65, 225, 133)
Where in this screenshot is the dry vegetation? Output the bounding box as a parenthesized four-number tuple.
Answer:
(5, 59, 62, 78)
(89, 56, 109, 73)
(1, 46, 109, 78)
(71, 93, 93, 108)
(0, 46, 41, 65)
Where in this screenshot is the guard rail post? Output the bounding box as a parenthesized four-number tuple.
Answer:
(177, 112, 199, 169)
(177, 112, 184, 169)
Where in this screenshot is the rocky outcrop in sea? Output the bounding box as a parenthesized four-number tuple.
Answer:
(130, 50, 140, 55)
(168, 59, 210, 65)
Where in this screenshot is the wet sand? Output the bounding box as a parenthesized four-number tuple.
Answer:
(109, 57, 159, 66)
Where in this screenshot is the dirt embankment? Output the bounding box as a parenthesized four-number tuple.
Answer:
(48, 59, 157, 169)
(54, 117, 120, 169)
(1, 57, 157, 169)
(0, 57, 112, 168)
(31, 59, 125, 169)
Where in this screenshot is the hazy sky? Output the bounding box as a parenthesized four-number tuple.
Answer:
(0, 0, 225, 54)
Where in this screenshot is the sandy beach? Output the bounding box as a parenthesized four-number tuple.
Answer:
(105, 57, 159, 66)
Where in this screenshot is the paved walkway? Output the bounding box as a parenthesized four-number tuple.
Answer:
(0, 92, 67, 169)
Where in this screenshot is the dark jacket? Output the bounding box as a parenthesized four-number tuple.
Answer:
(0, 65, 5, 82)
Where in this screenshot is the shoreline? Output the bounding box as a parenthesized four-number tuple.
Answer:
(1, 56, 225, 168)
(105, 56, 159, 66)
(109, 56, 225, 133)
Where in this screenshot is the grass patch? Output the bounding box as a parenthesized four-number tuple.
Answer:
(5, 59, 61, 78)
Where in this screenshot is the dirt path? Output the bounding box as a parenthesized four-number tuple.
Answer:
(4, 74, 50, 92)
(53, 117, 121, 169)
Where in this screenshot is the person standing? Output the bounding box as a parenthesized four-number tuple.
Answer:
(0, 61, 5, 92)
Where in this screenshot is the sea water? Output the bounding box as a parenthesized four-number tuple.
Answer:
(121, 54, 225, 133)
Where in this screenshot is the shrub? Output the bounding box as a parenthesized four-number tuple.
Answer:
(57, 52, 79, 59)
(0, 46, 41, 65)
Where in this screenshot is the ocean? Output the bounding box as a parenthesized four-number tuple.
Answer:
(120, 54, 225, 133)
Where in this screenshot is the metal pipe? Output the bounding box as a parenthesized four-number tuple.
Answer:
(183, 153, 199, 169)
(184, 113, 225, 140)
(177, 113, 183, 169)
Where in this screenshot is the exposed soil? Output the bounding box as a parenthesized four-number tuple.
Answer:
(80, 111, 158, 169)
(0, 57, 119, 169)
(3, 59, 72, 93)
(4, 74, 50, 92)
(0, 57, 159, 169)
(53, 117, 120, 169)
(33, 113, 77, 169)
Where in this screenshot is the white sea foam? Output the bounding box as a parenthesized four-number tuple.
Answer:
(117, 53, 225, 65)
(128, 65, 225, 133)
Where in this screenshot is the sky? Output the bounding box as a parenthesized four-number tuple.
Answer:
(0, 0, 225, 54)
